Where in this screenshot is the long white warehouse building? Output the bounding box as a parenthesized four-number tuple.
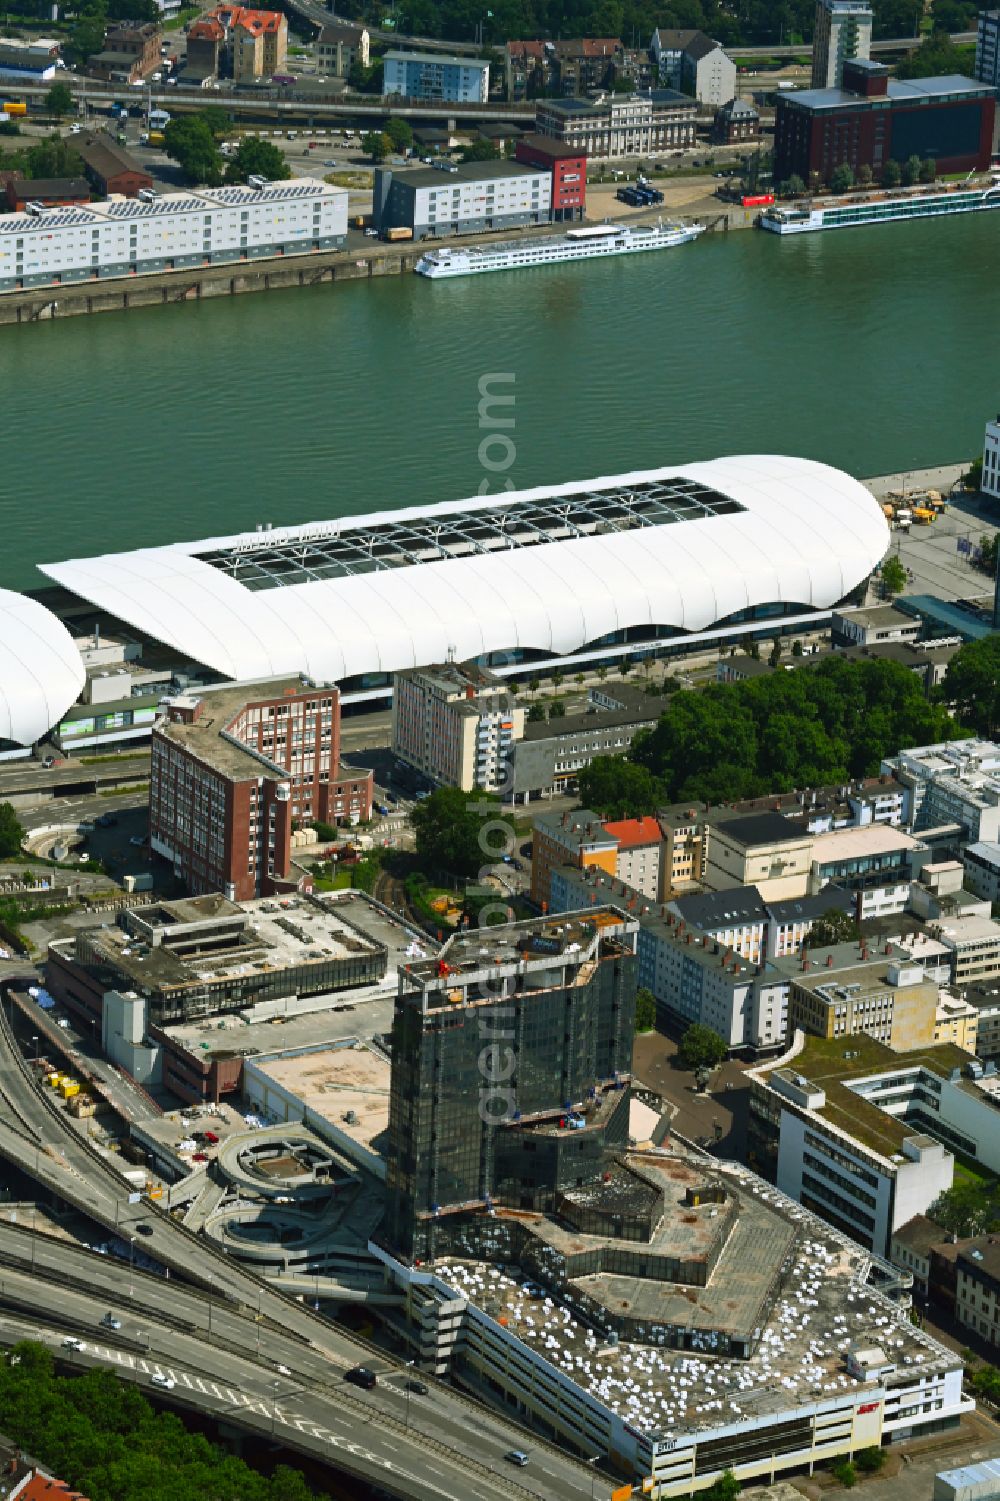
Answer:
(0, 178, 347, 293)
(39, 455, 890, 686)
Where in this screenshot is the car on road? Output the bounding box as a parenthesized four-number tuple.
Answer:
(405, 1378, 429, 1394)
(129, 834, 146, 847)
(505, 1450, 529, 1467)
(135, 1222, 154, 1236)
(344, 1365, 377, 1390)
(151, 1373, 175, 1389)
(62, 1336, 83, 1349)
(41, 756, 55, 768)
(364, 228, 378, 237)
(101, 1313, 122, 1330)
(323, 159, 338, 167)
(276, 1363, 291, 1376)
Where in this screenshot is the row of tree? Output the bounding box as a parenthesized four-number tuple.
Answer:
(0, 1342, 324, 1501)
(779, 154, 940, 200)
(577, 655, 964, 815)
(163, 112, 290, 187)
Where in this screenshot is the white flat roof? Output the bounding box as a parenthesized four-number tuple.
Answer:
(39, 455, 890, 685)
(811, 825, 920, 862)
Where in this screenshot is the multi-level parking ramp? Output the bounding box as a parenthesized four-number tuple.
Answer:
(0, 1003, 608, 1500)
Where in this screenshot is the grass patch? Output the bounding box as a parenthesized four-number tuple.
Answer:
(325, 170, 372, 189)
(311, 867, 353, 892)
(161, 4, 199, 28)
(79, 752, 149, 765)
(98, 783, 148, 797)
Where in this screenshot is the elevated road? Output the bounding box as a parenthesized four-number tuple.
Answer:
(0, 1001, 608, 1499)
(733, 28, 974, 55)
(0, 1233, 587, 1501)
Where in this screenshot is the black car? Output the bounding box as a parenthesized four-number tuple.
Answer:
(134, 1223, 154, 1237)
(405, 1378, 429, 1394)
(344, 1365, 377, 1390)
(96, 813, 119, 829)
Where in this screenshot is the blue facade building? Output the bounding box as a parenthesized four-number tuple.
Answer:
(382, 48, 489, 102)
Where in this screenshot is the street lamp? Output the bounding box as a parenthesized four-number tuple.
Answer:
(207, 1274, 214, 1338)
(271, 1377, 280, 1438)
(587, 1453, 601, 1500)
(128, 1235, 136, 1298)
(403, 1358, 414, 1428)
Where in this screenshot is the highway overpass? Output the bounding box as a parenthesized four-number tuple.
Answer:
(0, 1000, 612, 1499)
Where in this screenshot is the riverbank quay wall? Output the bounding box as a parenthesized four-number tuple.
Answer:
(0, 212, 737, 325)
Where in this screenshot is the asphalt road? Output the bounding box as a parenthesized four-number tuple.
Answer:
(0, 1008, 610, 1501)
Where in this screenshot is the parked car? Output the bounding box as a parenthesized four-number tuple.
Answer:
(62, 1336, 83, 1349)
(129, 834, 146, 847)
(135, 1222, 154, 1237)
(405, 1378, 429, 1394)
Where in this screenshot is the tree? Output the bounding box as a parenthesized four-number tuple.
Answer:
(526, 703, 546, 722)
(548, 699, 566, 718)
(26, 136, 83, 180)
(362, 130, 391, 163)
(163, 114, 223, 185)
(896, 29, 975, 80)
(385, 116, 413, 153)
(882, 159, 902, 187)
(348, 58, 383, 93)
(635, 986, 656, 1033)
(919, 156, 937, 183)
(832, 1460, 857, 1489)
(830, 162, 854, 193)
(703, 1471, 741, 1501)
(410, 787, 500, 879)
(808, 907, 858, 947)
(0, 804, 24, 859)
(901, 153, 921, 186)
(677, 1023, 727, 1071)
(967, 456, 984, 491)
(856, 163, 873, 187)
(66, 7, 108, 66)
(577, 756, 662, 820)
(791, 639, 804, 657)
(881, 556, 907, 595)
(225, 136, 290, 183)
(941, 635, 1000, 738)
(44, 82, 74, 117)
(855, 1448, 886, 1474)
(929, 1179, 1000, 1237)
(980, 533, 999, 578)
(769, 638, 783, 667)
(781, 173, 805, 197)
(457, 138, 500, 162)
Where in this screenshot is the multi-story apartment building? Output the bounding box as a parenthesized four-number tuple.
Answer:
(530, 808, 618, 905)
(705, 813, 815, 899)
(150, 680, 372, 902)
(535, 90, 697, 158)
(603, 816, 664, 900)
(384, 910, 638, 1258)
(961, 981, 1000, 1058)
(383, 49, 490, 102)
(670, 884, 856, 962)
(316, 22, 369, 77)
(956, 1239, 1000, 1349)
(0, 179, 347, 294)
(975, 10, 1000, 88)
(373, 160, 551, 239)
(789, 955, 940, 1049)
(885, 739, 1000, 842)
(391, 661, 523, 794)
(228, 5, 287, 81)
(88, 20, 162, 83)
(931, 914, 1000, 986)
(811, 0, 873, 88)
(650, 28, 736, 106)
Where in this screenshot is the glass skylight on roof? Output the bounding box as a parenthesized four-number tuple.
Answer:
(197, 479, 745, 591)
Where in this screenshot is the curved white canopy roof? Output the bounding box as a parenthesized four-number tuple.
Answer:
(0, 589, 85, 746)
(38, 456, 889, 684)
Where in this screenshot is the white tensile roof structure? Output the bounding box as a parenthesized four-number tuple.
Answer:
(0, 589, 86, 746)
(38, 455, 890, 685)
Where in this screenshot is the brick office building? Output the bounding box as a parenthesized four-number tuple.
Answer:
(774, 61, 995, 186)
(150, 680, 373, 901)
(515, 133, 586, 220)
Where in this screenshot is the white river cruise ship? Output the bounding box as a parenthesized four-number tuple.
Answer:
(415, 220, 704, 278)
(759, 176, 1000, 234)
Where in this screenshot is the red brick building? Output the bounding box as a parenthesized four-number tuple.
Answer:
(515, 132, 586, 220)
(150, 680, 373, 901)
(77, 136, 153, 198)
(774, 62, 995, 187)
(3, 175, 91, 211)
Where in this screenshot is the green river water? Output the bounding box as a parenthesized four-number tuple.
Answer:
(1, 211, 996, 591)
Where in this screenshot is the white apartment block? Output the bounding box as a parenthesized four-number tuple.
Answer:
(931, 913, 1000, 986)
(535, 91, 696, 158)
(0, 179, 347, 293)
(964, 841, 1000, 902)
(982, 414, 1000, 501)
(811, 0, 873, 88)
(391, 662, 523, 794)
(976, 12, 1000, 90)
(885, 739, 1000, 842)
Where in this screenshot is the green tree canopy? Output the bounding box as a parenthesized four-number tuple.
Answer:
(896, 28, 975, 79)
(577, 756, 663, 819)
(26, 135, 83, 179)
(0, 803, 24, 859)
(362, 130, 391, 162)
(807, 907, 859, 947)
(830, 162, 854, 192)
(881, 555, 907, 595)
(929, 1180, 1000, 1237)
(163, 114, 223, 185)
(635, 986, 656, 1033)
(385, 116, 413, 152)
(225, 135, 290, 183)
(882, 159, 902, 187)
(66, 5, 108, 65)
(941, 635, 1000, 738)
(457, 138, 500, 162)
(411, 787, 500, 878)
(677, 1022, 727, 1070)
(45, 82, 74, 117)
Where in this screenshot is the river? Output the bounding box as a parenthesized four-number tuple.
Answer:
(3, 212, 996, 591)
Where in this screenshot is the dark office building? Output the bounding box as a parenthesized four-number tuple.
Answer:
(385, 911, 638, 1258)
(773, 63, 995, 185)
